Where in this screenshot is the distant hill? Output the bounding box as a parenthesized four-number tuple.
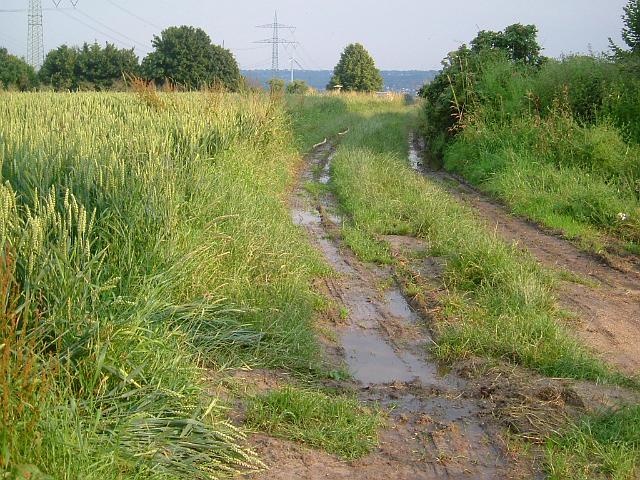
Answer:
(241, 70, 438, 94)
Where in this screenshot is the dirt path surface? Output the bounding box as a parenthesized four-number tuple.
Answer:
(246, 143, 532, 479)
(409, 136, 640, 377)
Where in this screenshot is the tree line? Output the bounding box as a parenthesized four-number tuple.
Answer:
(0, 25, 384, 93)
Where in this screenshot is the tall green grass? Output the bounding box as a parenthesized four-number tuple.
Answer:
(286, 93, 407, 150)
(246, 386, 381, 460)
(425, 55, 640, 252)
(0, 91, 325, 478)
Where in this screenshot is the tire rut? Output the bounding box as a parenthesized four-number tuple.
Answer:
(409, 134, 640, 377)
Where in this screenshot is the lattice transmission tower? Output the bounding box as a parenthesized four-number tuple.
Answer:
(254, 12, 296, 76)
(27, 0, 44, 69)
(27, 0, 78, 70)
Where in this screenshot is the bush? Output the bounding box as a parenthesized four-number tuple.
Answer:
(0, 48, 37, 91)
(286, 79, 310, 95)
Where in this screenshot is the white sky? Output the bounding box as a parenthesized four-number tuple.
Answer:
(0, 0, 628, 70)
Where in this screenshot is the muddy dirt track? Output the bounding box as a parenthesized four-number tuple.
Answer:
(240, 138, 640, 480)
(247, 143, 535, 479)
(408, 136, 640, 378)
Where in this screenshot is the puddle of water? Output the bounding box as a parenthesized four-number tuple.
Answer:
(377, 392, 477, 421)
(346, 296, 378, 327)
(408, 135, 441, 171)
(398, 350, 448, 387)
(342, 329, 447, 387)
(421, 396, 478, 422)
(291, 208, 321, 227)
(408, 144, 421, 170)
(342, 330, 417, 384)
(318, 152, 335, 185)
(384, 289, 420, 324)
(316, 237, 355, 275)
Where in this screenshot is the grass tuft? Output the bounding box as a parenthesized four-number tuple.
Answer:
(546, 406, 640, 479)
(245, 386, 381, 460)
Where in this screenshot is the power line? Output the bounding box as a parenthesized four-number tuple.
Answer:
(105, 0, 162, 31)
(54, 8, 150, 55)
(73, 7, 150, 53)
(55, 8, 141, 53)
(254, 11, 297, 76)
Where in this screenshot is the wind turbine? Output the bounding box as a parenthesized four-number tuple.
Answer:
(289, 49, 303, 83)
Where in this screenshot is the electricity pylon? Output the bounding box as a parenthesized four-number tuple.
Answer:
(254, 12, 296, 77)
(27, 0, 79, 70)
(27, 0, 44, 69)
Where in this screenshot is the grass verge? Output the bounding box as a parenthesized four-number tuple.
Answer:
(546, 406, 640, 479)
(245, 386, 381, 460)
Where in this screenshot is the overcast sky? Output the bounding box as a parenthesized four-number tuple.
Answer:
(0, 0, 629, 70)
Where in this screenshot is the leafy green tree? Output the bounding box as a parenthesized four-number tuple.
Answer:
(471, 24, 542, 65)
(622, 0, 640, 52)
(39, 45, 78, 90)
(286, 79, 309, 94)
(141, 26, 241, 90)
(75, 42, 139, 90)
(40, 42, 138, 91)
(327, 43, 383, 92)
(610, 0, 640, 65)
(0, 48, 37, 90)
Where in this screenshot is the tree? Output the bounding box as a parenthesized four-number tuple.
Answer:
(471, 24, 542, 65)
(327, 43, 383, 92)
(0, 48, 37, 90)
(141, 26, 241, 91)
(286, 79, 309, 94)
(39, 45, 78, 90)
(622, 0, 640, 52)
(610, 0, 640, 58)
(75, 42, 139, 90)
(40, 42, 138, 91)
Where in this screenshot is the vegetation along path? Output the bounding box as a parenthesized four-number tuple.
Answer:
(410, 135, 640, 377)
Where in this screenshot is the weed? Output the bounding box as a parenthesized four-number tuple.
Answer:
(341, 226, 394, 265)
